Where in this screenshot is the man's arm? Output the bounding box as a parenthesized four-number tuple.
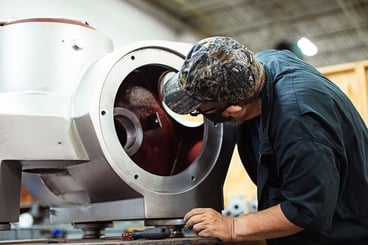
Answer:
(184, 204, 303, 242)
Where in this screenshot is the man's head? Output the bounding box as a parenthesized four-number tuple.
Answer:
(162, 36, 264, 121)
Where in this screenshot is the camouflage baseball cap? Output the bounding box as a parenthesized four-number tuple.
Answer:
(163, 36, 262, 115)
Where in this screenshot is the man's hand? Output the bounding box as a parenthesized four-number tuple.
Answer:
(184, 208, 235, 241)
(184, 205, 303, 242)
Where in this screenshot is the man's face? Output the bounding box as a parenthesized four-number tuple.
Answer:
(191, 100, 262, 124)
(190, 102, 232, 123)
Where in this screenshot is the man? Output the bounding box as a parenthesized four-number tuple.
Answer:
(162, 36, 368, 244)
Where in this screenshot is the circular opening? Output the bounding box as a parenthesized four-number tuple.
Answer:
(114, 107, 143, 156)
(113, 65, 203, 176)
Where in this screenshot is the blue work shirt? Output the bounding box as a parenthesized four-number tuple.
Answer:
(236, 50, 368, 244)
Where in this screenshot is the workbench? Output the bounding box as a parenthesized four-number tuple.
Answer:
(0, 237, 266, 245)
(0, 237, 219, 244)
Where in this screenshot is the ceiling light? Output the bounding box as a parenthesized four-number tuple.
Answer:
(297, 37, 318, 57)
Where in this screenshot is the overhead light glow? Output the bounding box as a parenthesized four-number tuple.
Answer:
(297, 37, 318, 56)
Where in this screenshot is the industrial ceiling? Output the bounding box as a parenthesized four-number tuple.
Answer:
(127, 0, 368, 67)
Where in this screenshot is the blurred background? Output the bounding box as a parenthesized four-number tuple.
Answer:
(127, 0, 368, 67)
(2, 0, 367, 67)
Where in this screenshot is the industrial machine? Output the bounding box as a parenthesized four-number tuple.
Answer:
(0, 18, 235, 238)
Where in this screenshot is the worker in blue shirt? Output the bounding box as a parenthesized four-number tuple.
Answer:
(162, 36, 368, 245)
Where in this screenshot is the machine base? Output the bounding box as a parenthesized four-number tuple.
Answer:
(0, 223, 10, 230)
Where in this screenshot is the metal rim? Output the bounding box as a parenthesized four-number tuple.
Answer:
(97, 47, 224, 194)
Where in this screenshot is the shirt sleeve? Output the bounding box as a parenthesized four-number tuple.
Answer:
(277, 139, 340, 231)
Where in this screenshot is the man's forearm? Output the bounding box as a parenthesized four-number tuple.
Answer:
(233, 204, 303, 241)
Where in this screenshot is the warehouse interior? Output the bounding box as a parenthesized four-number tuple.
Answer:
(0, 0, 367, 244)
(127, 0, 368, 67)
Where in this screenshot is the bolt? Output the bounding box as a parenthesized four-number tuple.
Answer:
(71, 39, 83, 50)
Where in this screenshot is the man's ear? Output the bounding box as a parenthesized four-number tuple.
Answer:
(226, 105, 242, 113)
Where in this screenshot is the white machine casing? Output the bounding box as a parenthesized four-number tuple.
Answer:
(0, 18, 235, 236)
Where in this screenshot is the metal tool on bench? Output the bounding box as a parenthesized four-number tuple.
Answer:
(0, 18, 235, 238)
(122, 226, 171, 241)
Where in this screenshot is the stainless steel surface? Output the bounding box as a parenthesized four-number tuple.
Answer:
(0, 17, 113, 228)
(0, 18, 235, 237)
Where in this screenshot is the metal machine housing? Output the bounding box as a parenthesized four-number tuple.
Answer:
(0, 18, 235, 236)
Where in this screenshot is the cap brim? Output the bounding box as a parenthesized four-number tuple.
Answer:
(162, 73, 201, 115)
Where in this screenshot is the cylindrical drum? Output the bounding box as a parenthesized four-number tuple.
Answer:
(0, 18, 113, 95)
